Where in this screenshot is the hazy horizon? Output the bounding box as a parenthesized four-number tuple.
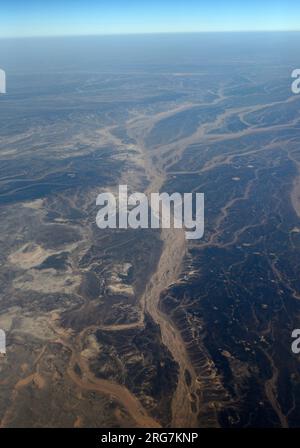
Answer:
(1, 32, 299, 75)
(1, 30, 300, 40)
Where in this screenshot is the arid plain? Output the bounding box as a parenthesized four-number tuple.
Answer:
(0, 33, 300, 427)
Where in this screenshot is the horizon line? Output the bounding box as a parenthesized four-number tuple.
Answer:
(1, 29, 300, 40)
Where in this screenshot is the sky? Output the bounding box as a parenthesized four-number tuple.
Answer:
(0, 0, 299, 38)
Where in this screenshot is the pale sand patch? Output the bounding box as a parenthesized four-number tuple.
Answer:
(81, 334, 99, 361)
(22, 198, 44, 210)
(53, 218, 69, 223)
(291, 227, 300, 233)
(107, 263, 134, 297)
(107, 283, 134, 297)
(13, 268, 81, 294)
(8, 243, 52, 270)
(8, 241, 77, 270)
(21, 363, 29, 373)
(0, 149, 17, 156)
(14, 315, 57, 340)
(0, 307, 56, 341)
(0, 307, 22, 332)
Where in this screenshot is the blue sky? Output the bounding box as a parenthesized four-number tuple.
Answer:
(0, 0, 299, 38)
